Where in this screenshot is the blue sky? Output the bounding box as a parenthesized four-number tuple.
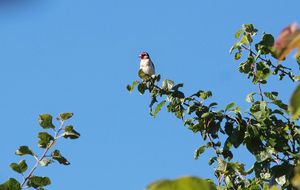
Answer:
(0, 0, 299, 189)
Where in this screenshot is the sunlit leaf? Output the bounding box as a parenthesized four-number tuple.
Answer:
(146, 176, 216, 190)
(290, 84, 300, 120)
(152, 100, 166, 118)
(273, 23, 300, 60)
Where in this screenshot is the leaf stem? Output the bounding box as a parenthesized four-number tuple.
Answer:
(20, 120, 65, 188)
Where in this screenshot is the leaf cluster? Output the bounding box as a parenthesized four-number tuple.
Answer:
(128, 24, 300, 190)
(0, 113, 80, 190)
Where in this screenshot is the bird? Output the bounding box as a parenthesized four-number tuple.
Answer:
(139, 52, 155, 76)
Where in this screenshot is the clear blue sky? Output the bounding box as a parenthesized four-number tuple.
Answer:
(0, 0, 299, 189)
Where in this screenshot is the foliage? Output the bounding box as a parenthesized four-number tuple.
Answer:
(0, 113, 80, 190)
(128, 24, 300, 189)
(146, 176, 216, 190)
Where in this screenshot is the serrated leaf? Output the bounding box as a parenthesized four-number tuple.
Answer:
(15, 146, 34, 156)
(290, 84, 300, 120)
(10, 160, 27, 174)
(38, 132, 54, 148)
(0, 178, 21, 190)
(38, 114, 55, 129)
(27, 176, 51, 189)
(63, 125, 80, 139)
(51, 150, 70, 165)
(152, 100, 166, 118)
(59, 112, 73, 121)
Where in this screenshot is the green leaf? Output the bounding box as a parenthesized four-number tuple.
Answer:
(10, 160, 27, 174)
(15, 146, 34, 156)
(194, 90, 212, 100)
(294, 75, 300, 81)
(264, 92, 278, 101)
(234, 52, 241, 60)
(38, 114, 55, 129)
(63, 125, 80, 139)
(201, 112, 213, 119)
(0, 178, 21, 190)
(27, 176, 51, 189)
(138, 69, 150, 80)
(146, 176, 216, 190)
(273, 100, 288, 111)
(275, 175, 286, 186)
(208, 157, 217, 165)
(162, 80, 174, 91)
(240, 35, 249, 45)
(38, 132, 54, 148)
(137, 83, 146, 94)
(39, 159, 53, 167)
(246, 92, 256, 103)
(171, 83, 184, 91)
(51, 150, 70, 165)
(152, 100, 166, 118)
(225, 102, 235, 112)
(127, 81, 139, 93)
(290, 84, 300, 120)
(255, 147, 274, 163)
(235, 28, 243, 39)
(59, 112, 73, 121)
(194, 146, 205, 160)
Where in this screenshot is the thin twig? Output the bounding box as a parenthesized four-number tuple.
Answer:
(20, 120, 65, 187)
(258, 83, 264, 101)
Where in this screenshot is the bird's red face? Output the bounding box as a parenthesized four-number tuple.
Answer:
(139, 52, 149, 60)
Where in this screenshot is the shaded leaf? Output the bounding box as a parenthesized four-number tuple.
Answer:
(27, 176, 51, 189)
(10, 160, 27, 174)
(51, 150, 70, 165)
(38, 114, 55, 129)
(63, 125, 80, 139)
(15, 146, 34, 156)
(194, 146, 205, 160)
(59, 112, 73, 121)
(0, 178, 21, 190)
(38, 132, 54, 148)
